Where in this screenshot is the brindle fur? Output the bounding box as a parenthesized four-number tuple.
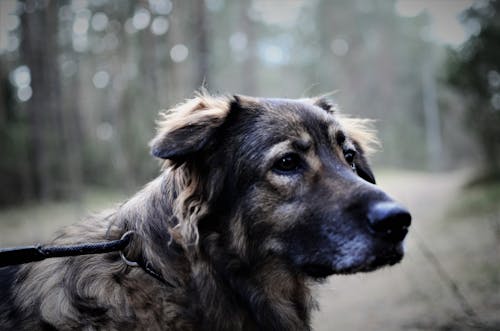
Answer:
(0, 93, 408, 330)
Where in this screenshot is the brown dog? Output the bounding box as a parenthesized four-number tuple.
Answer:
(0, 93, 411, 330)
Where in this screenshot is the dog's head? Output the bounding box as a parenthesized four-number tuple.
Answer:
(150, 93, 411, 278)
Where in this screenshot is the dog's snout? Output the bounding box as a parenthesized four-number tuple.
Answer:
(367, 202, 411, 242)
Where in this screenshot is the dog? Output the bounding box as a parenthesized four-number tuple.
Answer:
(0, 93, 411, 330)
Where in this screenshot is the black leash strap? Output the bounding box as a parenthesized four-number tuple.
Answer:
(0, 232, 133, 268)
(0, 231, 174, 288)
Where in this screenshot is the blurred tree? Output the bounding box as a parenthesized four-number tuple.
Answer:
(0, 60, 26, 206)
(195, 0, 210, 86)
(240, 0, 257, 95)
(447, 1, 500, 175)
(20, 0, 82, 201)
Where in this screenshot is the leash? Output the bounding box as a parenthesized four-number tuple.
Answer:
(0, 231, 174, 288)
(0, 231, 133, 268)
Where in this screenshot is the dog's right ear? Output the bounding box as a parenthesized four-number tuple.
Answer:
(150, 95, 231, 161)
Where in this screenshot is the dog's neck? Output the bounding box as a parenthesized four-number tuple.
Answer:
(195, 233, 314, 330)
(118, 170, 314, 330)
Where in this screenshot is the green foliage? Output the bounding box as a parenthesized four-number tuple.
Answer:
(446, 1, 500, 171)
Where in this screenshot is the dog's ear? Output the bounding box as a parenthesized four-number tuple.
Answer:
(150, 95, 231, 161)
(313, 96, 337, 113)
(308, 93, 342, 114)
(338, 116, 380, 185)
(232, 94, 261, 110)
(353, 142, 376, 184)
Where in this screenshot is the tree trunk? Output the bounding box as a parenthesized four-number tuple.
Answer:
(195, 0, 209, 87)
(21, 2, 51, 201)
(21, 1, 67, 201)
(240, 1, 257, 95)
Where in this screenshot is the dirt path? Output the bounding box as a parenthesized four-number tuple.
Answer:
(312, 169, 498, 331)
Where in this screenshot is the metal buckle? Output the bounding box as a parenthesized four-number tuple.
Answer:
(120, 231, 139, 267)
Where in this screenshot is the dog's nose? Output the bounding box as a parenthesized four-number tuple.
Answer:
(367, 202, 411, 242)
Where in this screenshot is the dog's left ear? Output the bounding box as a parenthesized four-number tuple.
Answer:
(337, 116, 380, 185)
(353, 142, 376, 184)
(313, 96, 337, 113)
(150, 95, 231, 161)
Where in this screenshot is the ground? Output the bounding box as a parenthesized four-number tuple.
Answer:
(1, 170, 499, 330)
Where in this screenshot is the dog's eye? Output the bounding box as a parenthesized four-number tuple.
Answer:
(273, 153, 302, 173)
(343, 149, 357, 171)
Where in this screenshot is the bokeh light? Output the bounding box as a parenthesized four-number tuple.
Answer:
(170, 44, 188, 62)
(92, 70, 110, 88)
(91, 12, 109, 32)
(132, 8, 151, 31)
(151, 16, 169, 36)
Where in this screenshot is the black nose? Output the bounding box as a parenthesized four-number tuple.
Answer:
(367, 202, 411, 242)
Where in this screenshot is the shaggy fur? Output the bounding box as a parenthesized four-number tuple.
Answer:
(0, 93, 410, 330)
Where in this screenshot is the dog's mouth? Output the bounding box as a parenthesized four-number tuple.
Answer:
(358, 248, 404, 272)
(300, 243, 405, 278)
(301, 263, 336, 278)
